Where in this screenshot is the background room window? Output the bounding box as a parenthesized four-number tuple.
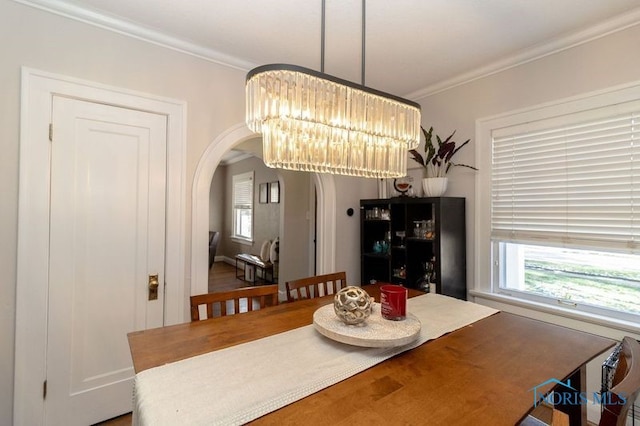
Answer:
(232, 171, 253, 242)
(488, 92, 640, 320)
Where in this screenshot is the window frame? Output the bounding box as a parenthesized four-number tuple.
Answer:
(475, 80, 640, 326)
(231, 171, 254, 244)
(493, 241, 640, 323)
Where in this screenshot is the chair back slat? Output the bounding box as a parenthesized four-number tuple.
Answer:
(190, 284, 279, 321)
(285, 272, 347, 302)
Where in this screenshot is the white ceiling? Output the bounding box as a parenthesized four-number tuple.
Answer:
(24, 0, 640, 99)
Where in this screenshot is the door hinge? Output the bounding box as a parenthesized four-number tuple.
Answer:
(48, 123, 53, 142)
(43, 380, 47, 399)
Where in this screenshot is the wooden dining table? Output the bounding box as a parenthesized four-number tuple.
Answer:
(127, 284, 615, 425)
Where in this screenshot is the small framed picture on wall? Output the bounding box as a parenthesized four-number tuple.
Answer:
(269, 181, 280, 203)
(259, 183, 268, 204)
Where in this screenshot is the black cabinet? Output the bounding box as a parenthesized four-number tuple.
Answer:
(360, 197, 466, 300)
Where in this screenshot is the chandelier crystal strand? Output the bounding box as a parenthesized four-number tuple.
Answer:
(246, 65, 421, 178)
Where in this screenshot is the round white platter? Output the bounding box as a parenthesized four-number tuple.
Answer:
(312, 303, 421, 348)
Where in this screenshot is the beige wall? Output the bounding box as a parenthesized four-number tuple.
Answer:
(209, 167, 226, 254)
(220, 157, 281, 259)
(277, 170, 313, 287)
(333, 175, 377, 286)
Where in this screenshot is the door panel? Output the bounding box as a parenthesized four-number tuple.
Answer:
(46, 96, 167, 425)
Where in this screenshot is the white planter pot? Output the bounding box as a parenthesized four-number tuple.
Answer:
(422, 177, 448, 197)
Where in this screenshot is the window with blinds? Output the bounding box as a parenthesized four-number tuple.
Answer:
(488, 95, 640, 319)
(492, 104, 639, 252)
(232, 171, 253, 241)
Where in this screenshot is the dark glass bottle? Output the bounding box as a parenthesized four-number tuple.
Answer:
(415, 258, 436, 293)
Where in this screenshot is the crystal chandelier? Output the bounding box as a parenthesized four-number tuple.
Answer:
(245, 1, 421, 178)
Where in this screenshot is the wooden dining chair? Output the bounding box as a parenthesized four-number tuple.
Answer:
(522, 336, 640, 426)
(600, 336, 640, 426)
(285, 271, 346, 302)
(190, 284, 279, 321)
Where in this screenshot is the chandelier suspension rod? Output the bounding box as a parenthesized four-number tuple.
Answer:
(320, 0, 367, 85)
(321, 0, 325, 73)
(361, 0, 366, 86)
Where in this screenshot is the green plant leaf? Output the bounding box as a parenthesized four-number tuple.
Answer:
(450, 139, 471, 157)
(421, 126, 433, 146)
(409, 149, 426, 167)
(441, 130, 456, 145)
(420, 125, 478, 176)
(449, 162, 479, 171)
(439, 141, 456, 162)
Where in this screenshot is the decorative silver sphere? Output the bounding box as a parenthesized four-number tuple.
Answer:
(333, 286, 373, 325)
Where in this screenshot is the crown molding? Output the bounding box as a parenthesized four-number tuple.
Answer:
(406, 7, 640, 100)
(13, 0, 640, 101)
(220, 151, 255, 166)
(12, 0, 257, 71)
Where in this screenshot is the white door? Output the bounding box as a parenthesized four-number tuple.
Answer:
(45, 96, 167, 425)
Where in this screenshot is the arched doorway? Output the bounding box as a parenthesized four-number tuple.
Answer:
(190, 123, 337, 299)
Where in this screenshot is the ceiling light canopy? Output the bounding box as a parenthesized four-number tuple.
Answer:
(245, 1, 421, 178)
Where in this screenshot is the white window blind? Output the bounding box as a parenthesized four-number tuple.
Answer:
(232, 172, 253, 240)
(491, 104, 639, 252)
(233, 173, 253, 210)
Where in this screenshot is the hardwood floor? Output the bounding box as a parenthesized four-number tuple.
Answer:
(94, 413, 132, 426)
(98, 261, 247, 426)
(208, 260, 254, 292)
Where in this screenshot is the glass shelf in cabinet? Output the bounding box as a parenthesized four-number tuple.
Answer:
(363, 252, 390, 258)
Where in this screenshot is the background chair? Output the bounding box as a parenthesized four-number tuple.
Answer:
(285, 271, 346, 302)
(190, 284, 278, 321)
(208, 231, 220, 269)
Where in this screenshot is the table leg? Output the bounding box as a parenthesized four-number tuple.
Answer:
(555, 365, 587, 426)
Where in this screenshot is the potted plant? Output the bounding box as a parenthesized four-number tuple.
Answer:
(409, 126, 478, 196)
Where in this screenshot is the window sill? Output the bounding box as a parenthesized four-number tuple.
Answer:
(469, 289, 640, 337)
(230, 236, 253, 246)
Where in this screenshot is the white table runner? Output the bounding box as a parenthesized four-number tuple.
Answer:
(133, 293, 498, 426)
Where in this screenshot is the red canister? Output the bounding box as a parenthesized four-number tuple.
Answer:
(380, 284, 407, 320)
